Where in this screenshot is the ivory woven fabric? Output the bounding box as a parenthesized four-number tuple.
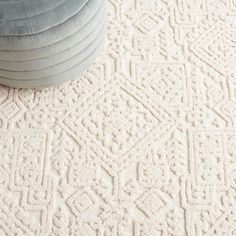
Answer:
(0, 0, 236, 235)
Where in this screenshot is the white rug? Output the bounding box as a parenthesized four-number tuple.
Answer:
(1, 0, 236, 235)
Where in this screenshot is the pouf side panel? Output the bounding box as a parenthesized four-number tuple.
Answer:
(0, 23, 106, 80)
(0, 0, 105, 60)
(0, 0, 103, 49)
(0, 13, 106, 70)
(0, 37, 106, 88)
(0, 0, 89, 36)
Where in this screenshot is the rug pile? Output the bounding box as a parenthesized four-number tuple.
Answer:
(0, 0, 236, 235)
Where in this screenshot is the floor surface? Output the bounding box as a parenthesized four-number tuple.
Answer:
(0, 0, 236, 235)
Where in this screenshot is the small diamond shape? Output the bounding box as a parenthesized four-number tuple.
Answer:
(0, 100, 26, 122)
(1, 102, 20, 119)
(220, 101, 236, 117)
(74, 193, 93, 212)
(67, 190, 96, 216)
(134, 15, 162, 33)
(190, 22, 236, 74)
(144, 193, 165, 212)
(136, 189, 170, 218)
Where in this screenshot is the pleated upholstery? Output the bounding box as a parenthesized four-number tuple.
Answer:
(0, 0, 106, 88)
(0, 0, 89, 36)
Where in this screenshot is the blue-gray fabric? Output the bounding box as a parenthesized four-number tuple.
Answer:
(0, 0, 89, 36)
(0, 38, 105, 88)
(0, 0, 106, 88)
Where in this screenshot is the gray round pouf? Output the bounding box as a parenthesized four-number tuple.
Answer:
(0, 0, 107, 88)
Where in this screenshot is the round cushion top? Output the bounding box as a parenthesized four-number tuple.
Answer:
(0, 0, 89, 36)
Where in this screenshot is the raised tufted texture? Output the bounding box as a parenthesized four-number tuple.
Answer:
(0, 0, 107, 88)
(1, 0, 236, 236)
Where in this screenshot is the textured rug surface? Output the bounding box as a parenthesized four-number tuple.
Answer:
(1, 0, 236, 235)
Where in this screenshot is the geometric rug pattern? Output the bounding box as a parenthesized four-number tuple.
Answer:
(0, 0, 236, 235)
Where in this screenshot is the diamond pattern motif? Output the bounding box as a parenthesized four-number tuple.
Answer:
(82, 87, 159, 156)
(190, 22, 236, 75)
(0, 1, 236, 235)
